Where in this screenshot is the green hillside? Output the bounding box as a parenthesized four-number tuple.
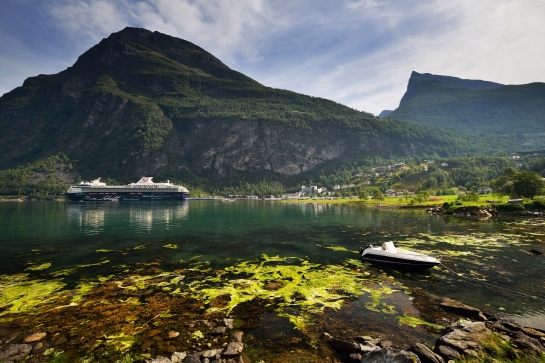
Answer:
(0, 29, 498, 193)
(386, 72, 545, 149)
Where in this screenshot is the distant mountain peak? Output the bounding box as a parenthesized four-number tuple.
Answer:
(386, 71, 545, 150)
(400, 71, 504, 106)
(72, 26, 230, 73)
(378, 110, 392, 118)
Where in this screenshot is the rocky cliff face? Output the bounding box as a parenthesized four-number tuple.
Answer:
(181, 119, 376, 176)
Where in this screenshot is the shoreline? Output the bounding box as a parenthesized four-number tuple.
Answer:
(1, 278, 543, 363)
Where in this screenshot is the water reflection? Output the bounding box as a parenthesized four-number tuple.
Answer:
(128, 202, 189, 231)
(67, 202, 189, 234)
(67, 205, 105, 234)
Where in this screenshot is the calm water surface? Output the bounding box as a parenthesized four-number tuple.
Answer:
(1, 200, 544, 331)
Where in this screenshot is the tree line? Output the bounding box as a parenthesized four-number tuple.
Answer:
(1, 154, 545, 199)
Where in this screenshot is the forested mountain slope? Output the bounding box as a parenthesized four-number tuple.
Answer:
(386, 72, 545, 150)
(0, 28, 495, 189)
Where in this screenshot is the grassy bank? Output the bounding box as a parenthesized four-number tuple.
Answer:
(282, 194, 510, 208)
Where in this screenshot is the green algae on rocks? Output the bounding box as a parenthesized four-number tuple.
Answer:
(0, 274, 66, 316)
(396, 314, 444, 330)
(25, 262, 52, 271)
(188, 255, 386, 330)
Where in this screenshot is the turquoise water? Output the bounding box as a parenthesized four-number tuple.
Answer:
(1, 200, 544, 330)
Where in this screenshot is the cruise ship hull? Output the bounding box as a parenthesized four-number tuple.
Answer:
(66, 177, 190, 202)
(67, 192, 189, 201)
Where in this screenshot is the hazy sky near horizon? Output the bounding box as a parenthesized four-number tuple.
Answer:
(1, 0, 544, 115)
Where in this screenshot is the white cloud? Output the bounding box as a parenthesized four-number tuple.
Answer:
(2, 0, 544, 115)
(46, 0, 270, 65)
(136, 0, 268, 64)
(253, 0, 545, 114)
(47, 0, 128, 42)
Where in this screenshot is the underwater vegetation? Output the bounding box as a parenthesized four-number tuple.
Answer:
(0, 251, 447, 361)
(189, 255, 388, 330)
(4, 212, 544, 362)
(0, 274, 65, 316)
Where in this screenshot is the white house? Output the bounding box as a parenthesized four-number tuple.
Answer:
(301, 186, 326, 195)
(283, 192, 303, 199)
(478, 186, 493, 194)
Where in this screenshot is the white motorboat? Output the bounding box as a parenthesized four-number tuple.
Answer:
(359, 241, 440, 271)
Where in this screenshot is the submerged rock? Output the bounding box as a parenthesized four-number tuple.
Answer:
(0, 344, 33, 362)
(148, 330, 246, 363)
(23, 332, 46, 343)
(439, 298, 488, 321)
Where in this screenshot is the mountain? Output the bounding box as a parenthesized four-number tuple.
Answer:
(398, 71, 504, 106)
(0, 28, 494, 190)
(385, 72, 545, 150)
(378, 110, 393, 118)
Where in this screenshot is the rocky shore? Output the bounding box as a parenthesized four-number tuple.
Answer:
(426, 204, 545, 218)
(325, 317, 545, 363)
(1, 291, 544, 363)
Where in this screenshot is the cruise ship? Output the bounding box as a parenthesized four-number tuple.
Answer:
(66, 177, 190, 201)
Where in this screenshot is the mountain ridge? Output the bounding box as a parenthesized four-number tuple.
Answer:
(385, 71, 545, 149)
(398, 71, 504, 106)
(0, 28, 496, 190)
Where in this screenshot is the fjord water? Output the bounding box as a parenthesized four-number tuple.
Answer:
(1, 200, 544, 331)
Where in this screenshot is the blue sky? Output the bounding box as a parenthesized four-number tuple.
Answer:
(1, 0, 544, 115)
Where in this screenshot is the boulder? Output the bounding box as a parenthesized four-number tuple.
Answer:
(439, 298, 487, 321)
(230, 331, 243, 343)
(149, 357, 171, 363)
(411, 343, 445, 363)
(222, 342, 243, 356)
(210, 326, 227, 335)
(521, 326, 545, 340)
(202, 348, 223, 359)
(0, 344, 34, 362)
(222, 318, 234, 329)
(348, 352, 363, 363)
(182, 353, 202, 363)
(359, 341, 381, 354)
(434, 321, 489, 359)
(362, 347, 421, 362)
(167, 331, 180, 339)
(23, 332, 47, 343)
(511, 332, 545, 354)
(434, 344, 461, 361)
(32, 341, 50, 354)
(170, 351, 187, 362)
(329, 338, 361, 354)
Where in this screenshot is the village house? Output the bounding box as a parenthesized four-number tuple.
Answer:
(333, 184, 355, 191)
(283, 192, 303, 199)
(478, 186, 493, 194)
(385, 189, 411, 197)
(301, 186, 326, 195)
